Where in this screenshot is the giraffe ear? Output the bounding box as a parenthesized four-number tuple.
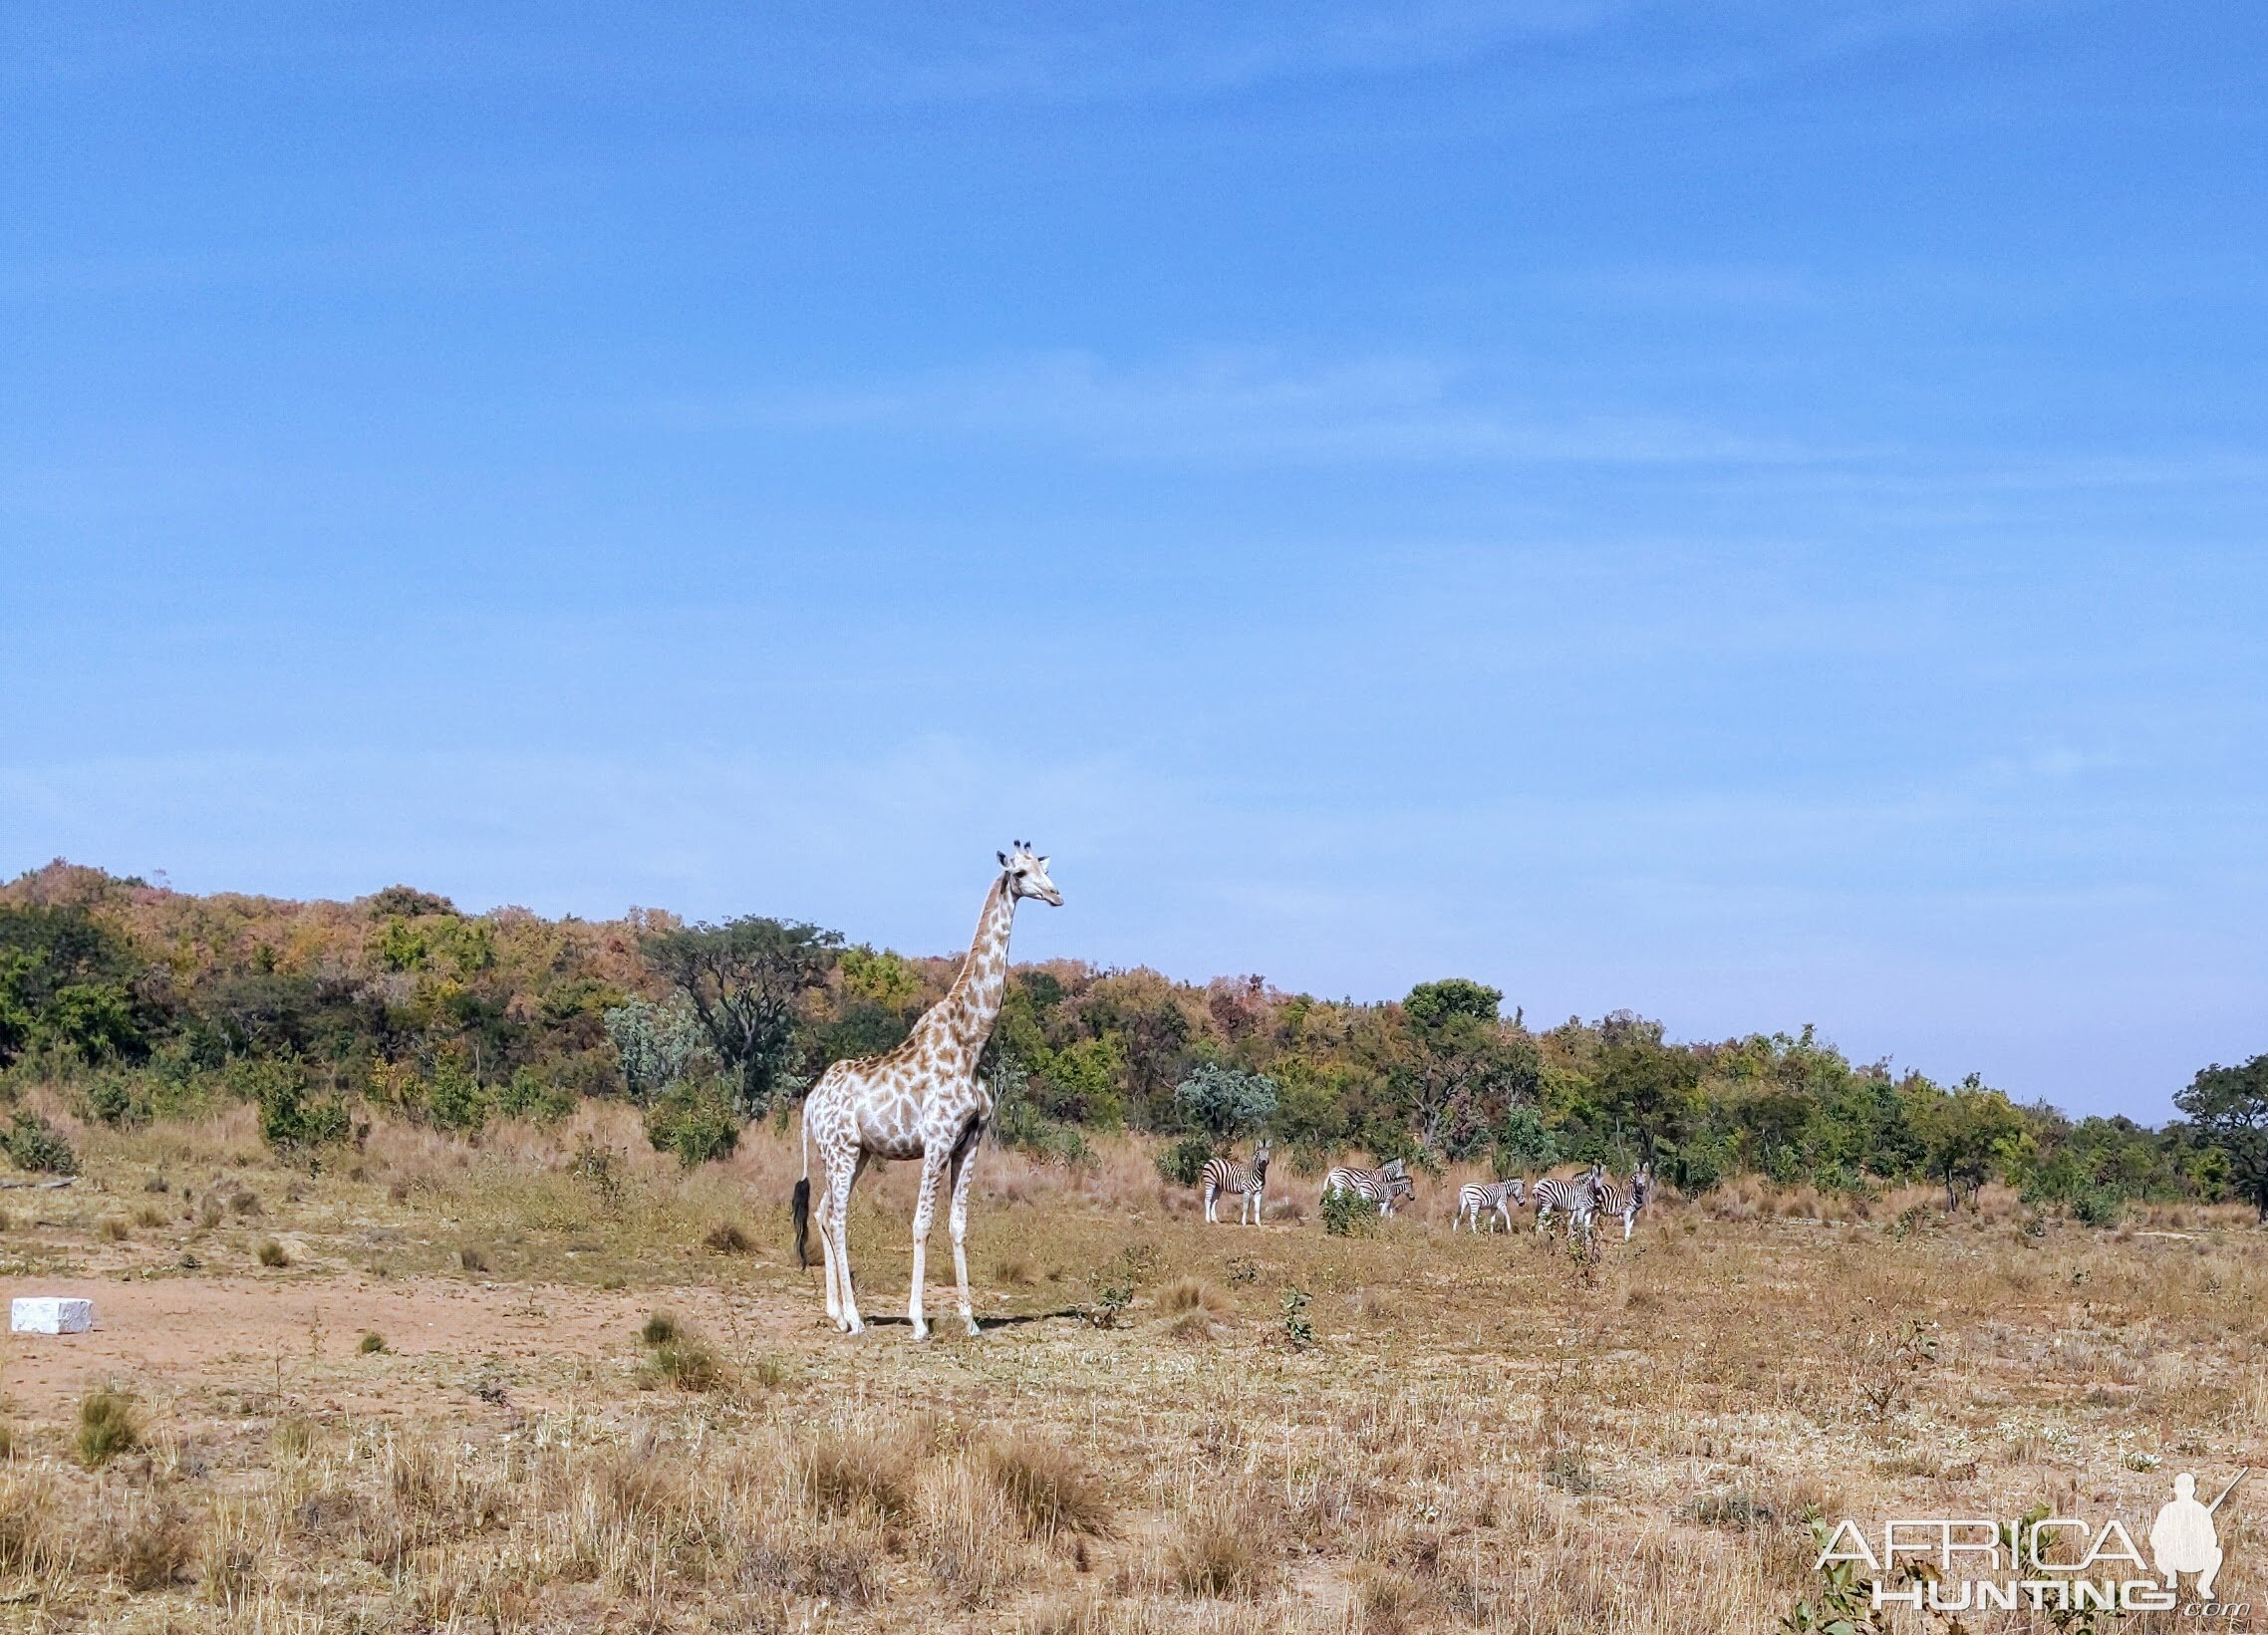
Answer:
(997, 851, 1009, 868)
(1037, 856, 1049, 868)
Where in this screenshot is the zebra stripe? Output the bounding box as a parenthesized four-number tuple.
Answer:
(1200, 1147, 1272, 1226)
(1454, 1178, 1527, 1232)
(1589, 1165, 1654, 1239)
(1322, 1161, 1415, 1217)
(1531, 1165, 1602, 1239)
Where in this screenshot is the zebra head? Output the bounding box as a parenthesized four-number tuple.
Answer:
(1389, 1171, 1417, 1202)
(1253, 1143, 1273, 1179)
(1632, 1163, 1653, 1206)
(1584, 1162, 1608, 1205)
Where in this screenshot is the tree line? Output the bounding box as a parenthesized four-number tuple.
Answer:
(1, 860, 2260, 1220)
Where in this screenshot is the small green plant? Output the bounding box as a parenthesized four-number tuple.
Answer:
(76, 1387, 142, 1470)
(1080, 1269, 1133, 1329)
(2071, 1187, 2125, 1227)
(1779, 1517, 1888, 1635)
(358, 1331, 388, 1354)
(255, 1237, 289, 1267)
(1278, 1285, 1314, 1350)
(1319, 1186, 1374, 1237)
(636, 1311, 723, 1391)
(4, 1113, 78, 1177)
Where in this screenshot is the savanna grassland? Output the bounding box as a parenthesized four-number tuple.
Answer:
(0, 1100, 2259, 1634)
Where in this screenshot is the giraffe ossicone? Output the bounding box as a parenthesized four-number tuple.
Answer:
(792, 844, 1062, 1339)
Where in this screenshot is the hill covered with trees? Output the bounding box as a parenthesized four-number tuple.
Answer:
(0, 860, 2253, 1218)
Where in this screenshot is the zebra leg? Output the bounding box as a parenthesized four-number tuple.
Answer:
(1203, 1183, 1217, 1224)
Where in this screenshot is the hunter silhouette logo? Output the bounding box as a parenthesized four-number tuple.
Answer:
(2153, 1470, 2245, 1601)
(1814, 1469, 2250, 1618)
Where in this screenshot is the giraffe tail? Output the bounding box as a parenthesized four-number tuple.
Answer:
(791, 1095, 814, 1269)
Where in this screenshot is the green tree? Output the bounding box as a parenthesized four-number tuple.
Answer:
(2175, 1053, 2268, 1221)
(640, 917, 842, 1118)
(602, 994, 708, 1105)
(1396, 979, 1535, 1155)
(1910, 1078, 2026, 1209)
(1172, 1061, 1279, 1139)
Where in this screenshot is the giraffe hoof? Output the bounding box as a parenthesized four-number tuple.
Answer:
(963, 1317, 982, 1338)
(911, 1321, 931, 1342)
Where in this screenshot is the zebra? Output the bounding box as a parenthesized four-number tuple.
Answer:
(1322, 1158, 1416, 1217)
(1200, 1145, 1272, 1226)
(1531, 1163, 1603, 1238)
(1453, 1177, 1527, 1232)
(1589, 1163, 1654, 1239)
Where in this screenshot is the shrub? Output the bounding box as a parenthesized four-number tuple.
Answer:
(2071, 1187, 2126, 1227)
(242, 1056, 350, 1156)
(493, 1067, 575, 1125)
(359, 1331, 388, 1354)
(645, 1078, 740, 1168)
(85, 1075, 148, 1129)
(256, 1237, 289, 1267)
(3, 1114, 77, 1177)
(76, 1388, 141, 1470)
(640, 1311, 681, 1346)
(1319, 1185, 1373, 1237)
(425, 1057, 489, 1133)
(1155, 1133, 1215, 1188)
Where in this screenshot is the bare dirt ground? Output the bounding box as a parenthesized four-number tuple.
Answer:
(0, 1103, 2259, 1632)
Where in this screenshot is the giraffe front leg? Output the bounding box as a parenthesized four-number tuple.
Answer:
(948, 1133, 981, 1336)
(909, 1148, 950, 1341)
(830, 1155, 866, 1334)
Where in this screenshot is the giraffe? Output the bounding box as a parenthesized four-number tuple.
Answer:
(791, 843, 1062, 1339)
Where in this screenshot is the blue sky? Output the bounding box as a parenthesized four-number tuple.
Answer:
(4, 3, 2264, 1119)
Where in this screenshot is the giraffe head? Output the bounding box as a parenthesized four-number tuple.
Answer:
(996, 842, 1063, 907)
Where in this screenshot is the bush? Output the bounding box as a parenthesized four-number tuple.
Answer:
(646, 1078, 740, 1167)
(3, 1113, 77, 1177)
(425, 1057, 489, 1133)
(256, 1238, 289, 1267)
(493, 1067, 575, 1125)
(2071, 1187, 2126, 1227)
(85, 1075, 148, 1129)
(1155, 1133, 1215, 1188)
(1319, 1185, 1374, 1237)
(244, 1057, 351, 1156)
(977, 1432, 1113, 1537)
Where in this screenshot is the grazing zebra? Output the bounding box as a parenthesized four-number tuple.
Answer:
(1322, 1159, 1416, 1217)
(1454, 1177, 1527, 1232)
(1200, 1145, 1272, 1226)
(1589, 1163, 1654, 1239)
(1531, 1164, 1603, 1238)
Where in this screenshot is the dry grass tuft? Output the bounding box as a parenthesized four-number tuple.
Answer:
(457, 1242, 490, 1272)
(801, 1427, 917, 1518)
(978, 1431, 1113, 1538)
(76, 1387, 142, 1470)
(97, 1215, 132, 1241)
(1161, 1276, 1231, 1315)
(358, 1330, 388, 1354)
(1166, 1494, 1277, 1599)
(702, 1220, 754, 1253)
(255, 1236, 289, 1266)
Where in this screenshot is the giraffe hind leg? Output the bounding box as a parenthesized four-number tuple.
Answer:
(909, 1144, 951, 1341)
(946, 1114, 983, 1336)
(828, 1150, 869, 1334)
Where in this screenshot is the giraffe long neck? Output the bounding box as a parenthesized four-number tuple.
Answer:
(931, 877, 1017, 1053)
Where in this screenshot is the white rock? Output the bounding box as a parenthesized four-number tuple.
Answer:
(10, 1297, 95, 1335)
